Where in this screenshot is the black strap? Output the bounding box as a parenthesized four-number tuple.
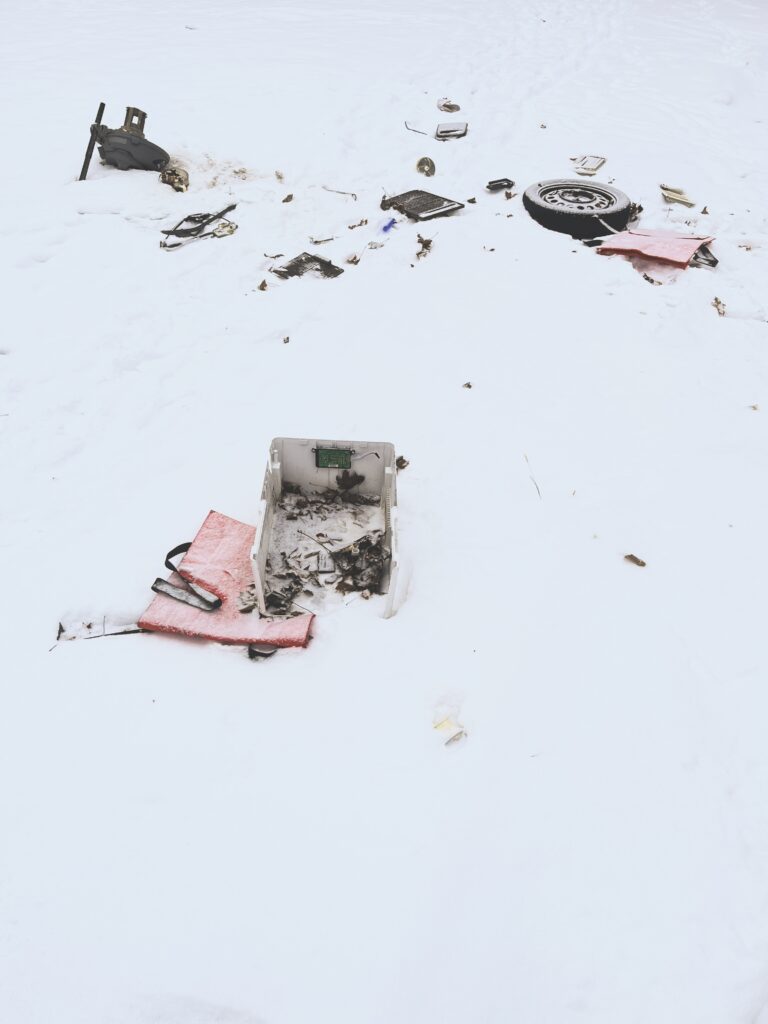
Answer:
(151, 578, 220, 612)
(165, 542, 192, 573)
(153, 543, 222, 611)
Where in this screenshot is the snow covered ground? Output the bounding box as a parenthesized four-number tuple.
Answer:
(2, 0, 768, 1020)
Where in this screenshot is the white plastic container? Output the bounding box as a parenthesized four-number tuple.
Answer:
(252, 437, 399, 617)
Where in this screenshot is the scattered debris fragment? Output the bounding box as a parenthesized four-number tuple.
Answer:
(487, 178, 514, 192)
(396, 456, 409, 470)
(433, 713, 467, 746)
(348, 218, 368, 229)
(258, 280, 268, 291)
(416, 234, 432, 259)
(264, 252, 285, 259)
(80, 103, 170, 179)
(437, 97, 461, 112)
(336, 469, 366, 491)
(282, 193, 294, 203)
(712, 296, 727, 316)
(435, 122, 468, 140)
(309, 235, 335, 244)
(160, 164, 189, 192)
(524, 453, 542, 499)
(570, 155, 606, 176)
(660, 184, 695, 207)
(275, 170, 284, 182)
(160, 204, 238, 250)
(462, 381, 473, 389)
(56, 619, 144, 642)
(642, 272, 662, 285)
(404, 121, 428, 135)
(381, 189, 464, 221)
(322, 185, 358, 200)
(346, 254, 361, 265)
(248, 644, 278, 661)
(701, 205, 709, 215)
(272, 252, 344, 279)
(331, 531, 390, 595)
(467, 197, 477, 204)
(283, 336, 290, 344)
(416, 156, 436, 177)
(505, 191, 515, 201)
(624, 554, 647, 567)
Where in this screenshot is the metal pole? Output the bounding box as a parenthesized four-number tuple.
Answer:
(79, 101, 105, 181)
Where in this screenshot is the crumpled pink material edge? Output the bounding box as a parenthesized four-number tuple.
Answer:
(139, 510, 313, 647)
(597, 229, 714, 267)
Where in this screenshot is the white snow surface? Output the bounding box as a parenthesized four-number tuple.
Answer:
(2, 1, 768, 1021)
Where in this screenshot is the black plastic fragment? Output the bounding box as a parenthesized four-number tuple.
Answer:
(691, 243, 718, 268)
(435, 122, 468, 140)
(95, 106, 170, 172)
(380, 190, 464, 221)
(487, 178, 515, 192)
(248, 644, 278, 660)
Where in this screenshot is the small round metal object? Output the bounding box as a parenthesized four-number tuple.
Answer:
(416, 156, 436, 177)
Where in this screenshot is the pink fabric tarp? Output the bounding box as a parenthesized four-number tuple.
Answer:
(597, 229, 714, 267)
(139, 510, 313, 647)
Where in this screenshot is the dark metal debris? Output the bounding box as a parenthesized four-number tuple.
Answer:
(271, 252, 344, 279)
(435, 122, 468, 140)
(160, 204, 238, 250)
(381, 189, 464, 221)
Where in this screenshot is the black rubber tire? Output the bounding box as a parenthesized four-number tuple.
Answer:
(523, 179, 632, 239)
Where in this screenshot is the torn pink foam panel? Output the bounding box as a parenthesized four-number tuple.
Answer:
(139, 510, 313, 647)
(597, 230, 714, 267)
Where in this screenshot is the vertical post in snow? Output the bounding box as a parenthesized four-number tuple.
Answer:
(79, 101, 106, 181)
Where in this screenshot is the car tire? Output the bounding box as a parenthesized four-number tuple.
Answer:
(523, 179, 632, 238)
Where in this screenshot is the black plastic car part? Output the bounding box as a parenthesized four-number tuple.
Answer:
(95, 106, 170, 172)
(523, 179, 632, 238)
(381, 190, 464, 221)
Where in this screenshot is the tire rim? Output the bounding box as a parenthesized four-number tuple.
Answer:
(538, 183, 615, 212)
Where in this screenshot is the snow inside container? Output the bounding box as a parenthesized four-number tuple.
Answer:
(252, 437, 399, 618)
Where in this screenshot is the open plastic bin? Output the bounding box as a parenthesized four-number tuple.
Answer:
(252, 437, 399, 618)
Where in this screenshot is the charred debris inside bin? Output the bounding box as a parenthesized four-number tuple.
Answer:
(250, 438, 399, 618)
